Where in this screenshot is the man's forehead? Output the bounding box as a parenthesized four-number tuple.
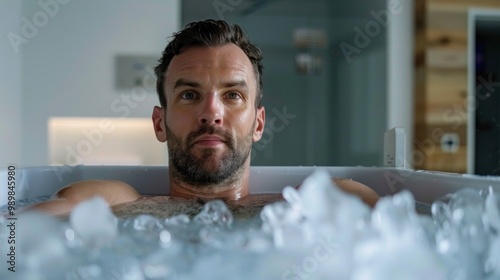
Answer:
(164, 44, 257, 87)
(171, 45, 250, 68)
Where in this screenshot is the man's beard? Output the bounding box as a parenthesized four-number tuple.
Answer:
(165, 122, 254, 187)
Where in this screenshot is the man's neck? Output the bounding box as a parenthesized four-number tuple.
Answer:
(168, 165, 251, 201)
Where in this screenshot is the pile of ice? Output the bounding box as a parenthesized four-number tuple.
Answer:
(1, 169, 500, 280)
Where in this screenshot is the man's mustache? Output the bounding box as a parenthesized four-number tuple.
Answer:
(186, 125, 233, 148)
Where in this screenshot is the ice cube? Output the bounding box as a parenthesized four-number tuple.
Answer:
(16, 212, 68, 271)
(448, 188, 485, 225)
(298, 169, 338, 222)
(282, 186, 303, 209)
(487, 235, 500, 276)
(353, 238, 446, 280)
(298, 169, 369, 225)
(165, 214, 190, 226)
(141, 242, 184, 278)
(193, 200, 233, 226)
(260, 201, 304, 248)
(133, 214, 163, 231)
(69, 196, 117, 248)
(371, 190, 419, 238)
(447, 189, 490, 258)
(99, 254, 145, 280)
(432, 188, 491, 278)
(484, 187, 500, 232)
(297, 169, 370, 247)
(432, 200, 452, 227)
(261, 200, 302, 229)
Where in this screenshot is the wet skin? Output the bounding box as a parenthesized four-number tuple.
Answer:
(152, 44, 265, 201)
(28, 44, 379, 217)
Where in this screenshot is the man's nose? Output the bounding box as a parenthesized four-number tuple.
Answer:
(198, 94, 223, 126)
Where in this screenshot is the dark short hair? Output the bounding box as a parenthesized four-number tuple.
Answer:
(154, 19, 264, 108)
(154, 19, 263, 108)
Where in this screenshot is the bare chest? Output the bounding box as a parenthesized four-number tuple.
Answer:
(111, 194, 283, 220)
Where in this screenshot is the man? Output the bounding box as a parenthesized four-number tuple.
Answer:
(32, 20, 379, 218)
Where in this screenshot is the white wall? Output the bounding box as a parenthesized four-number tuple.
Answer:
(387, 0, 414, 166)
(0, 0, 22, 167)
(15, 0, 180, 166)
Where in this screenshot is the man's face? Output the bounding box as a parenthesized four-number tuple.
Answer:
(152, 44, 265, 186)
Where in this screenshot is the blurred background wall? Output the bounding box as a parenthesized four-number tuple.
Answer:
(0, 0, 419, 171)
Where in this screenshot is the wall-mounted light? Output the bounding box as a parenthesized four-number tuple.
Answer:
(293, 28, 326, 75)
(295, 53, 323, 75)
(293, 28, 327, 49)
(48, 117, 168, 166)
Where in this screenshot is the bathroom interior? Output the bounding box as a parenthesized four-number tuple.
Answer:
(3, 0, 500, 176)
(2, 0, 393, 169)
(2, 0, 500, 278)
(2, 0, 500, 175)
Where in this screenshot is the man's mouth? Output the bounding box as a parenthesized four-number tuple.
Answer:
(193, 134, 227, 147)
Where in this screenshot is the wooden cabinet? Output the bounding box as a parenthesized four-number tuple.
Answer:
(414, 0, 500, 173)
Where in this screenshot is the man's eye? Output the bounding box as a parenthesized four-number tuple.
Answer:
(227, 92, 241, 99)
(181, 91, 197, 99)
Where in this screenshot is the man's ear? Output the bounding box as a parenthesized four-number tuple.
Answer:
(253, 106, 265, 142)
(152, 106, 167, 142)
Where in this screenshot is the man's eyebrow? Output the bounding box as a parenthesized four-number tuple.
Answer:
(173, 79, 249, 90)
(222, 80, 248, 89)
(173, 79, 200, 90)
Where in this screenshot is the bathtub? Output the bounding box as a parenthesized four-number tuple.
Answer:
(2, 165, 500, 279)
(2, 165, 500, 208)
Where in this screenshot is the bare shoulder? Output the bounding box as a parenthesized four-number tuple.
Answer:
(28, 180, 141, 216)
(55, 180, 141, 205)
(332, 178, 379, 207)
